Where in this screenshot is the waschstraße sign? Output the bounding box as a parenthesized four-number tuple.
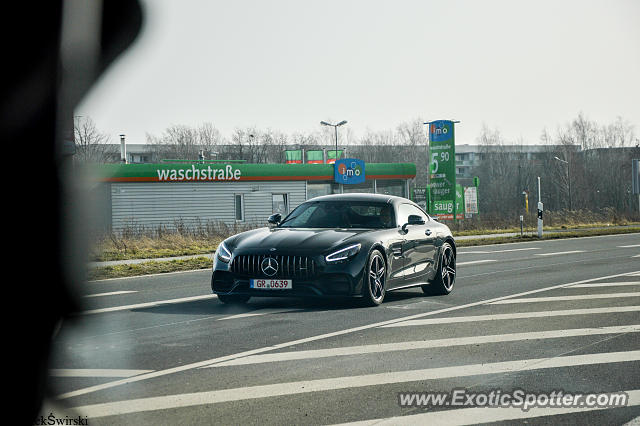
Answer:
(156, 164, 241, 181)
(334, 158, 365, 184)
(96, 163, 415, 183)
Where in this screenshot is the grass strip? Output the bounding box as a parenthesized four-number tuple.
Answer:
(457, 227, 640, 247)
(453, 222, 640, 237)
(88, 256, 212, 281)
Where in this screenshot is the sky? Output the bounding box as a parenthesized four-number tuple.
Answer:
(77, 0, 640, 146)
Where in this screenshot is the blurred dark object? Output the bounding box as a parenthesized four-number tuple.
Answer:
(1, 1, 141, 420)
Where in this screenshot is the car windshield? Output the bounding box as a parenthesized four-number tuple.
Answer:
(279, 201, 395, 229)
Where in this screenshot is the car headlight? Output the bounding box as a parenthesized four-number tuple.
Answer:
(325, 243, 361, 262)
(216, 242, 232, 263)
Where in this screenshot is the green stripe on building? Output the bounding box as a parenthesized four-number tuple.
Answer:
(96, 163, 416, 182)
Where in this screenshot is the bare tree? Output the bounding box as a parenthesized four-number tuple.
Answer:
(73, 116, 116, 163)
(146, 124, 200, 161)
(197, 122, 225, 159)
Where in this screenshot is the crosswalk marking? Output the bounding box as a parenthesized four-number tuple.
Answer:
(570, 281, 640, 288)
(217, 308, 301, 321)
(380, 306, 640, 328)
(72, 350, 640, 418)
(333, 389, 640, 426)
(535, 250, 585, 256)
(489, 292, 640, 304)
(49, 369, 153, 378)
(57, 270, 640, 401)
(380, 305, 640, 328)
(201, 325, 640, 368)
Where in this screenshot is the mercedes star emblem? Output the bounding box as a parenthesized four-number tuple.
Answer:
(261, 257, 279, 277)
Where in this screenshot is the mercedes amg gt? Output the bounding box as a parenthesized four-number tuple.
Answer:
(211, 193, 456, 306)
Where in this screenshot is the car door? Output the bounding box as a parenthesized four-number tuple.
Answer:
(398, 203, 436, 283)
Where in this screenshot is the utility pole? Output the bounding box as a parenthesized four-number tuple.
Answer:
(320, 120, 347, 164)
(554, 156, 571, 210)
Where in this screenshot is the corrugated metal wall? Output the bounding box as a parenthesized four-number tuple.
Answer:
(110, 181, 306, 231)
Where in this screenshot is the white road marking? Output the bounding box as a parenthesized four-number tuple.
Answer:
(56, 270, 640, 400)
(217, 308, 302, 321)
(78, 294, 217, 315)
(83, 291, 138, 298)
(535, 250, 585, 256)
(380, 306, 640, 328)
(201, 325, 640, 368)
(634, 254, 640, 258)
(619, 244, 640, 248)
(491, 247, 541, 253)
(49, 369, 153, 378)
(492, 247, 540, 253)
(489, 292, 640, 304)
(71, 350, 640, 418)
(570, 281, 640, 288)
(459, 248, 540, 255)
(457, 260, 497, 266)
(333, 389, 640, 426)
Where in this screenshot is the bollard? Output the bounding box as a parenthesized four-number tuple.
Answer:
(537, 202, 543, 238)
(520, 215, 524, 237)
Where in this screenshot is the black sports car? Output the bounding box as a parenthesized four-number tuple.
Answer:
(211, 193, 456, 306)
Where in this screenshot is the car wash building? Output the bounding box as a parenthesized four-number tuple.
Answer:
(96, 162, 416, 231)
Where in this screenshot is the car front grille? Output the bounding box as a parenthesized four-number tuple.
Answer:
(231, 254, 317, 279)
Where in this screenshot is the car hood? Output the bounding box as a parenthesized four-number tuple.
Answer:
(230, 227, 372, 253)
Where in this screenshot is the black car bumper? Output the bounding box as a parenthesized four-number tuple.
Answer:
(211, 270, 367, 298)
(211, 251, 369, 298)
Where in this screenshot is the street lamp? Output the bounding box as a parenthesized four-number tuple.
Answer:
(554, 156, 571, 211)
(320, 120, 347, 163)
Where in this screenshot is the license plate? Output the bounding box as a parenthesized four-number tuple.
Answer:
(250, 279, 292, 290)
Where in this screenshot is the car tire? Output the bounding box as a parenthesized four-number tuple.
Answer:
(422, 242, 455, 295)
(362, 249, 387, 306)
(217, 294, 251, 304)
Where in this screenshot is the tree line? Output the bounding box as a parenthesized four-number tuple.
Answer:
(74, 114, 640, 218)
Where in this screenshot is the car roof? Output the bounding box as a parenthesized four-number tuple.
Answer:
(306, 193, 407, 204)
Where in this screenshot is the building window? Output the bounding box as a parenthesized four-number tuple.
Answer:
(307, 182, 332, 200)
(376, 179, 406, 197)
(234, 194, 244, 221)
(272, 194, 288, 216)
(342, 180, 373, 194)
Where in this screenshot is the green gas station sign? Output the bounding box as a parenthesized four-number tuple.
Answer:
(427, 120, 457, 219)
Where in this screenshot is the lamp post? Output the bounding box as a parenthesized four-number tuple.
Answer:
(320, 120, 347, 163)
(554, 156, 571, 210)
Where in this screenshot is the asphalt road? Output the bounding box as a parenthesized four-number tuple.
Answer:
(44, 233, 640, 425)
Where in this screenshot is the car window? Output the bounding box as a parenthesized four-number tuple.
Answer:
(280, 201, 395, 228)
(397, 203, 428, 226)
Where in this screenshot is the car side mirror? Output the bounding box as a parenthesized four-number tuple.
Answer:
(401, 214, 425, 232)
(431, 216, 439, 222)
(268, 213, 281, 225)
